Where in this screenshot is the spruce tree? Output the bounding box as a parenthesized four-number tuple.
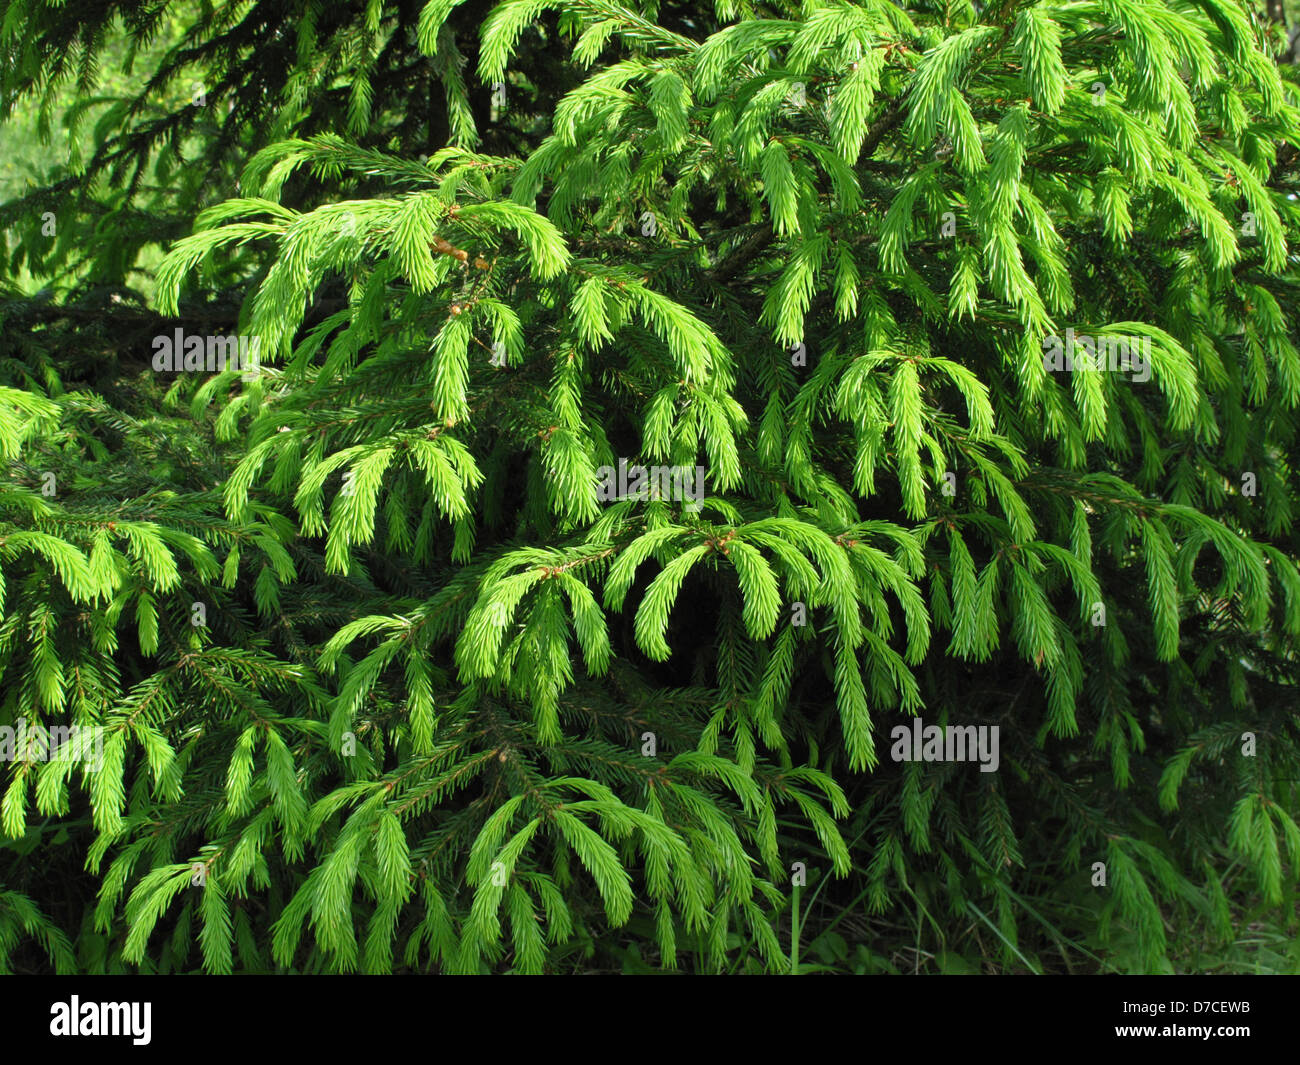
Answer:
(1, 0, 1299, 974)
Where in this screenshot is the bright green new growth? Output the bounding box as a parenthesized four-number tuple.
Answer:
(1, 0, 1299, 975)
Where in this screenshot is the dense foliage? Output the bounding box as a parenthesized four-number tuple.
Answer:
(2, 0, 1299, 974)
